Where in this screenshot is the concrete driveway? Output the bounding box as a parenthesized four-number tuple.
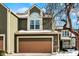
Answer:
(5, 50, 78, 56)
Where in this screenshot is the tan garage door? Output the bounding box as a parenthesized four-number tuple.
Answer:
(19, 38, 52, 53)
(0, 36, 3, 50)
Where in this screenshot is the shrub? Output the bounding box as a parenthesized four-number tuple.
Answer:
(0, 49, 7, 56)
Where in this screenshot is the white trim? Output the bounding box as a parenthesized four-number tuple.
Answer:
(16, 36, 53, 53)
(61, 30, 70, 36)
(61, 30, 71, 40)
(7, 10, 10, 53)
(0, 34, 5, 51)
(29, 20, 41, 30)
(52, 37, 53, 54)
(27, 11, 29, 30)
(17, 36, 53, 38)
(58, 34, 60, 52)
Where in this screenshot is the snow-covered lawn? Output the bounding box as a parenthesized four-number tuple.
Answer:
(56, 50, 78, 56)
(5, 50, 79, 56)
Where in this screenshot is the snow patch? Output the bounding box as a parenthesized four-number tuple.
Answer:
(16, 7, 28, 13)
(19, 30, 52, 33)
(56, 50, 78, 56)
(42, 8, 46, 12)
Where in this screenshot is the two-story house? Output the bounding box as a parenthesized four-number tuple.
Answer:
(0, 4, 61, 54)
(15, 5, 61, 53)
(0, 3, 76, 54)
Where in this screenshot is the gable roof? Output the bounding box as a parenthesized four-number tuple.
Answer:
(0, 3, 18, 18)
(16, 4, 52, 18)
(28, 4, 42, 12)
(24, 4, 44, 14)
(16, 13, 28, 18)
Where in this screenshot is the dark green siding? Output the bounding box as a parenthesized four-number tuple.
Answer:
(18, 18, 27, 30)
(0, 4, 7, 51)
(43, 18, 52, 30)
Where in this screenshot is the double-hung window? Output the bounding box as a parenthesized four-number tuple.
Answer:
(35, 20, 40, 29)
(62, 30, 69, 37)
(30, 20, 40, 30)
(63, 40, 70, 48)
(30, 20, 34, 29)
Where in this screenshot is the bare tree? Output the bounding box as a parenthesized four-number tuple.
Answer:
(63, 3, 79, 50)
(46, 3, 79, 50)
(46, 3, 66, 30)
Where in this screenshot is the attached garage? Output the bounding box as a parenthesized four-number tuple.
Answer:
(0, 36, 3, 50)
(16, 36, 53, 53)
(19, 38, 52, 53)
(15, 32, 60, 53)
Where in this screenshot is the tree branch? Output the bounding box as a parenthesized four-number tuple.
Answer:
(63, 3, 79, 36)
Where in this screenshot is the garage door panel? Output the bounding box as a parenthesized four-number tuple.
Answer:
(19, 38, 52, 53)
(0, 37, 3, 49)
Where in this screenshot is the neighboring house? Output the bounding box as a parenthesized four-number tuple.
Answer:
(61, 30, 74, 49)
(0, 3, 76, 54)
(56, 26, 76, 50)
(0, 4, 18, 53)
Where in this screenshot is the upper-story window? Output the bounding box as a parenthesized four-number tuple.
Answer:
(62, 30, 69, 37)
(30, 20, 40, 30)
(29, 12, 41, 30)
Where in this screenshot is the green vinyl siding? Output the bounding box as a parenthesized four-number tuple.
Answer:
(18, 19, 27, 30)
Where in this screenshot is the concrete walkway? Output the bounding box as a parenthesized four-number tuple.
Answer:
(5, 51, 78, 56)
(6, 53, 54, 56)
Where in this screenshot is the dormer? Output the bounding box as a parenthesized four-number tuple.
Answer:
(27, 5, 43, 31)
(28, 5, 43, 16)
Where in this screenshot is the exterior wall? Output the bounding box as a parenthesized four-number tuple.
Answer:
(43, 18, 52, 30)
(0, 4, 7, 51)
(18, 18, 27, 30)
(53, 34, 59, 52)
(7, 10, 18, 53)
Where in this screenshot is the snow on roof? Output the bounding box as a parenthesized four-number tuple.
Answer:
(17, 30, 60, 34)
(16, 30, 61, 35)
(56, 26, 63, 29)
(71, 33, 76, 37)
(18, 30, 52, 33)
(16, 13, 28, 18)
